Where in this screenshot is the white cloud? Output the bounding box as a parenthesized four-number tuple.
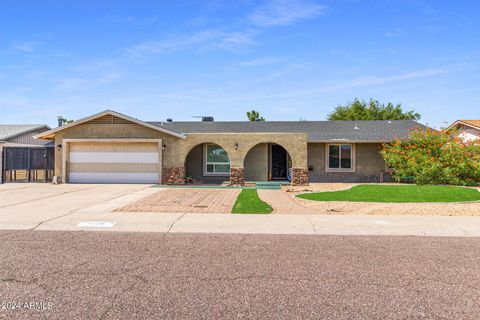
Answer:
(236, 57, 282, 66)
(54, 72, 122, 91)
(101, 15, 159, 26)
(385, 28, 405, 38)
(123, 29, 257, 62)
(249, 0, 325, 27)
(282, 68, 447, 97)
(11, 41, 40, 52)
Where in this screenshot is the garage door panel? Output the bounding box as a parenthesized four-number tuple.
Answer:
(69, 172, 159, 184)
(68, 142, 161, 184)
(69, 152, 159, 163)
(70, 142, 158, 153)
(69, 162, 159, 174)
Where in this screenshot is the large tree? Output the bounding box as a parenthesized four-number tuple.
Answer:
(246, 110, 265, 122)
(328, 99, 421, 121)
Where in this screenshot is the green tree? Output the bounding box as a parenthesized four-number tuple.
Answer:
(246, 110, 265, 122)
(328, 99, 421, 121)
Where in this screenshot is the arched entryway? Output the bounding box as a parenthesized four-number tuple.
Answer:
(184, 143, 231, 184)
(244, 143, 292, 182)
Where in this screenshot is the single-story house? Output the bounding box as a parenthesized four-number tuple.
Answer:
(446, 120, 480, 142)
(34, 110, 428, 186)
(0, 124, 52, 183)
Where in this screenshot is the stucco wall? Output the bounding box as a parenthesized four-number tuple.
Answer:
(244, 143, 268, 181)
(185, 144, 203, 180)
(173, 133, 308, 168)
(308, 143, 388, 183)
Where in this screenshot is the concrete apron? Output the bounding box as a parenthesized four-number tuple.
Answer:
(33, 212, 480, 237)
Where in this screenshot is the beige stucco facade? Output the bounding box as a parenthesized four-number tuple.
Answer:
(50, 118, 309, 185)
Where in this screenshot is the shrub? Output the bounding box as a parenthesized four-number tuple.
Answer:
(381, 128, 480, 186)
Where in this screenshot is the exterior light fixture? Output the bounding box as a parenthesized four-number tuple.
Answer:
(162, 144, 167, 150)
(234, 142, 239, 150)
(57, 144, 62, 151)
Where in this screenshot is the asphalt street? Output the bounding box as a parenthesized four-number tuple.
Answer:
(1, 231, 479, 319)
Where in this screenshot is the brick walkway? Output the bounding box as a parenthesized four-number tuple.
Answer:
(116, 188, 241, 213)
(257, 189, 313, 214)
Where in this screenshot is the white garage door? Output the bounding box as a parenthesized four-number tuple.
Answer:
(68, 142, 160, 184)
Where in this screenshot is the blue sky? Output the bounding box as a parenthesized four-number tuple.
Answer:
(0, 0, 479, 128)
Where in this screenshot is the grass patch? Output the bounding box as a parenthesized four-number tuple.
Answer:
(296, 185, 480, 203)
(232, 188, 273, 214)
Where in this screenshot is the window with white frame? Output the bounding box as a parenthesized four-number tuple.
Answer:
(204, 144, 230, 175)
(327, 144, 354, 171)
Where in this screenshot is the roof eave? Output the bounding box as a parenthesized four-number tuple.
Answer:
(308, 139, 394, 143)
(3, 125, 51, 141)
(446, 120, 480, 132)
(34, 110, 186, 140)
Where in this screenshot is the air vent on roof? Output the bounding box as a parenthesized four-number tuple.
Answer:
(354, 124, 360, 130)
(192, 116, 214, 122)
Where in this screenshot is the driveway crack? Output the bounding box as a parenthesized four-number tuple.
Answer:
(305, 215, 317, 234)
(167, 213, 187, 233)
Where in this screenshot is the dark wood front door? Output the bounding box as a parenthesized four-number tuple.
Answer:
(271, 145, 287, 179)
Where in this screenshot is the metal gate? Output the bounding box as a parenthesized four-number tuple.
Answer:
(2, 147, 54, 183)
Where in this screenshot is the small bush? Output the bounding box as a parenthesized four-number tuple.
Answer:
(381, 128, 480, 186)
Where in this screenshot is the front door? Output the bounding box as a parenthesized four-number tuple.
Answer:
(271, 145, 287, 180)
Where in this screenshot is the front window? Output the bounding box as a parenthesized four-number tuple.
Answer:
(204, 144, 230, 175)
(327, 144, 353, 171)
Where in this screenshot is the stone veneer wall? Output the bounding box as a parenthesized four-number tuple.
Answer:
(291, 167, 309, 186)
(229, 167, 245, 186)
(163, 166, 185, 185)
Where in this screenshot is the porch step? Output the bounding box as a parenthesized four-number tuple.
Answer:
(247, 181, 290, 190)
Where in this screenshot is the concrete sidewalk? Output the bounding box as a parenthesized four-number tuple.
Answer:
(32, 211, 480, 237)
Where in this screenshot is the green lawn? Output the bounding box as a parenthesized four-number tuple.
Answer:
(232, 188, 273, 214)
(296, 185, 480, 203)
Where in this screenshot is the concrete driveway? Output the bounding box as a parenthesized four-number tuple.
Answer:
(0, 183, 156, 229)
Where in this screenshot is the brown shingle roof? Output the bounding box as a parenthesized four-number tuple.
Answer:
(460, 120, 480, 129)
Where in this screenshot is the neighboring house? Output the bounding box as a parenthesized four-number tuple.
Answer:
(446, 120, 480, 142)
(0, 124, 52, 183)
(34, 110, 428, 186)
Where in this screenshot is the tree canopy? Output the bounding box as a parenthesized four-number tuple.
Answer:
(246, 110, 265, 122)
(328, 99, 421, 121)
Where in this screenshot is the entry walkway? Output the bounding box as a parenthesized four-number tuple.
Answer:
(258, 189, 312, 213)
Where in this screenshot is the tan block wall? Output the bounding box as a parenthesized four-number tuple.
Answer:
(244, 143, 268, 181)
(169, 133, 308, 168)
